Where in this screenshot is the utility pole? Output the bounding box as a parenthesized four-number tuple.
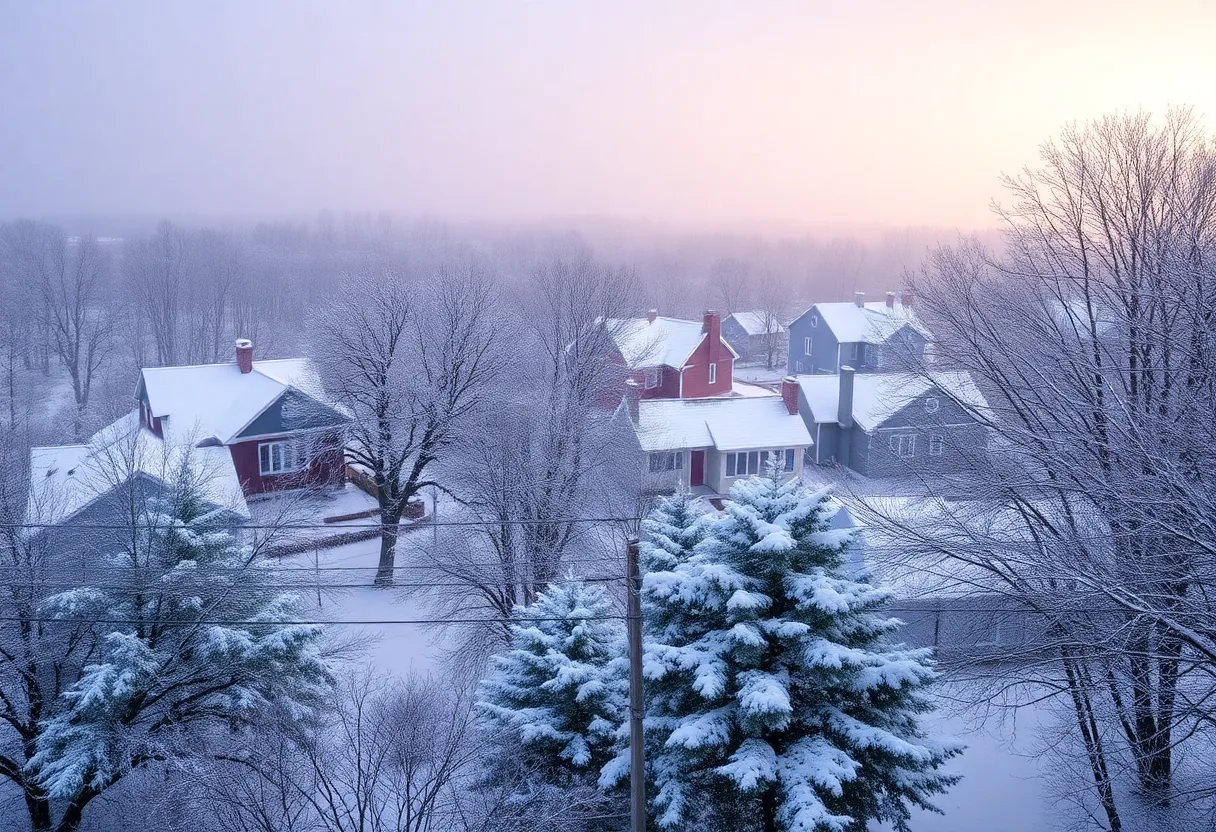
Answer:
(627, 536, 646, 832)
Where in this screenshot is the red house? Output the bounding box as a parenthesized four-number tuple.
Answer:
(132, 339, 349, 498)
(605, 310, 739, 400)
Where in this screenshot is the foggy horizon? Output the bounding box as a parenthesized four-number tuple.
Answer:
(3, 0, 1213, 230)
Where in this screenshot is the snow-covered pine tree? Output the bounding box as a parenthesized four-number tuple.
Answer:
(478, 577, 628, 784)
(639, 467, 961, 832)
(639, 488, 707, 573)
(29, 461, 332, 831)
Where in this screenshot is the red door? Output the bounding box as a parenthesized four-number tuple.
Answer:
(689, 450, 705, 487)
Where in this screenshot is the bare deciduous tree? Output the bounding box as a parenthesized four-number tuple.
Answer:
(313, 263, 500, 586)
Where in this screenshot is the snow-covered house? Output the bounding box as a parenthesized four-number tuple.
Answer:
(28, 340, 350, 543)
(620, 376, 813, 495)
(786, 291, 929, 375)
(721, 310, 786, 366)
(794, 368, 989, 477)
(604, 310, 738, 400)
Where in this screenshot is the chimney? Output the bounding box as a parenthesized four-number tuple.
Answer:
(837, 366, 855, 428)
(703, 310, 721, 362)
(885, 291, 895, 309)
(781, 376, 799, 415)
(647, 309, 658, 323)
(235, 339, 254, 374)
(624, 378, 640, 424)
(900, 291, 914, 309)
(853, 291, 865, 308)
(837, 365, 855, 469)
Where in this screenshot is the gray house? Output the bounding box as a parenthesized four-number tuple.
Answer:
(794, 367, 989, 477)
(722, 311, 786, 367)
(786, 291, 929, 375)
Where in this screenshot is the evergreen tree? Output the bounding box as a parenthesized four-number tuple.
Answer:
(478, 577, 628, 783)
(28, 462, 332, 831)
(639, 488, 708, 573)
(637, 468, 961, 832)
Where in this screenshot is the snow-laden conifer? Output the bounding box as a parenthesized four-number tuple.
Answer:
(28, 463, 331, 823)
(636, 467, 961, 832)
(478, 577, 628, 782)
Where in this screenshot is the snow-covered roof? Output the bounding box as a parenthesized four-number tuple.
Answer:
(606, 316, 738, 369)
(138, 358, 340, 446)
(635, 396, 812, 453)
(796, 372, 989, 432)
(726, 311, 785, 336)
(799, 300, 929, 344)
(27, 412, 249, 526)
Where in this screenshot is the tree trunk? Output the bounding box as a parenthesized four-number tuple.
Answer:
(24, 785, 51, 832)
(375, 513, 401, 586)
(761, 784, 779, 832)
(54, 786, 97, 832)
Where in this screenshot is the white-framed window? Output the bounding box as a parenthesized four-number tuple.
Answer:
(850, 342, 861, 360)
(726, 449, 796, 477)
(888, 433, 917, 458)
(923, 342, 937, 364)
(924, 397, 940, 414)
(928, 434, 944, 456)
(810, 314, 818, 328)
(803, 336, 811, 356)
(648, 451, 684, 473)
(708, 363, 717, 384)
(643, 368, 661, 389)
(259, 440, 305, 475)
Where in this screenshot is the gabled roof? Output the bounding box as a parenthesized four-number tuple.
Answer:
(634, 395, 812, 453)
(726, 311, 785, 336)
(606, 316, 739, 370)
(793, 300, 929, 344)
(137, 358, 345, 446)
(27, 412, 249, 526)
(796, 372, 989, 432)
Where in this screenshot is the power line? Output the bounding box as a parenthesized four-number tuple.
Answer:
(0, 576, 629, 592)
(0, 614, 627, 627)
(0, 555, 629, 574)
(2, 515, 643, 531)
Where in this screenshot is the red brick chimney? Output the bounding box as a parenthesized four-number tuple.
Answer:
(235, 339, 254, 374)
(900, 291, 914, 309)
(854, 291, 865, 308)
(703, 310, 721, 362)
(647, 309, 658, 323)
(885, 291, 896, 309)
(781, 376, 799, 415)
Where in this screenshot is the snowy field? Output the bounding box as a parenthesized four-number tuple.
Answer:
(274, 535, 1062, 832)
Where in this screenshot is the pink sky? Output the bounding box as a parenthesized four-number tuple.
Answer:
(0, 0, 1212, 228)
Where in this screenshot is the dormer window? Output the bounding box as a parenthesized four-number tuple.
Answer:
(708, 363, 717, 384)
(925, 397, 940, 414)
(643, 368, 661, 390)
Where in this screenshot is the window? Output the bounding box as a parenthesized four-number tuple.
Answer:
(810, 314, 818, 328)
(888, 434, 916, 458)
(923, 342, 937, 365)
(643, 368, 661, 389)
(866, 344, 882, 368)
(850, 342, 861, 360)
(803, 336, 811, 355)
(708, 363, 717, 384)
(924, 397, 940, 414)
(928, 435, 944, 456)
(648, 451, 684, 473)
(727, 449, 796, 477)
(259, 440, 305, 475)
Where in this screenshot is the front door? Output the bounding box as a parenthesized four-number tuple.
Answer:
(689, 450, 705, 487)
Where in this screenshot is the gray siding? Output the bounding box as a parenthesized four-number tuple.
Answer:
(721, 317, 753, 361)
(856, 391, 987, 478)
(787, 308, 842, 374)
(237, 389, 348, 439)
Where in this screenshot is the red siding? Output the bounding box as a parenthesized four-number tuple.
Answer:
(679, 338, 734, 398)
(636, 366, 681, 400)
(229, 433, 345, 496)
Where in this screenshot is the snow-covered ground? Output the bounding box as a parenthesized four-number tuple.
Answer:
(273, 532, 1066, 832)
